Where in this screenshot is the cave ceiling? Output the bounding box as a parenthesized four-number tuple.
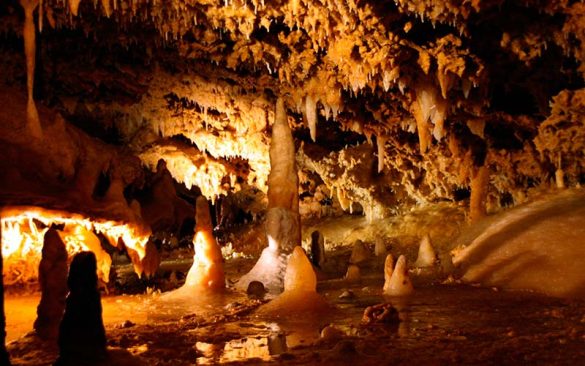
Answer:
(1, 0, 585, 219)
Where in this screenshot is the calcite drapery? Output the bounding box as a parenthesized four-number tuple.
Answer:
(237, 97, 300, 293)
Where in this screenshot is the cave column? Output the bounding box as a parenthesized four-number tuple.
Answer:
(469, 165, 490, 222)
(236, 97, 301, 292)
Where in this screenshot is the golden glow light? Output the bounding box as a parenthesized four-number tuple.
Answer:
(1, 206, 150, 285)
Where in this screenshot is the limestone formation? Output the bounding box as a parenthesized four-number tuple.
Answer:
(414, 235, 437, 268)
(184, 196, 225, 291)
(34, 228, 68, 341)
(258, 246, 328, 315)
(56, 252, 107, 365)
(345, 264, 361, 284)
(349, 240, 370, 265)
(383, 255, 414, 297)
(237, 97, 300, 293)
(382, 254, 395, 294)
(374, 238, 387, 257)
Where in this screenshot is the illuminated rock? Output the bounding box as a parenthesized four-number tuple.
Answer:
(453, 190, 585, 299)
(374, 238, 387, 257)
(59, 225, 112, 283)
(237, 97, 300, 293)
(19, 0, 42, 139)
(414, 235, 437, 268)
(349, 240, 370, 265)
(34, 228, 68, 341)
(258, 246, 328, 314)
(382, 254, 395, 294)
(184, 196, 225, 291)
(345, 264, 361, 283)
(384, 255, 414, 297)
(56, 252, 107, 365)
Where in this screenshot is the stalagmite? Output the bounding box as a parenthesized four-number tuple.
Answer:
(377, 135, 386, 173)
(345, 264, 361, 283)
(374, 237, 387, 257)
(258, 246, 328, 314)
(20, 0, 43, 139)
(306, 95, 317, 142)
(349, 240, 370, 264)
(414, 234, 437, 268)
(310, 230, 325, 269)
(382, 254, 394, 293)
(184, 196, 225, 290)
(384, 255, 414, 296)
(34, 229, 68, 341)
(470, 165, 490, 222)
(237, 97, 300, 293)
(56, 252, 107, 365)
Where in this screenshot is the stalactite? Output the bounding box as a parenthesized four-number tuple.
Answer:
(413, 100, 432, 154)
(101, 0, 112, 17)
(20, 0, 42, 139)
(469, 165, 489, 222)
(69, 0, 82, 16)
(377, 135, 386, 173)
(305, 95, 317, 142)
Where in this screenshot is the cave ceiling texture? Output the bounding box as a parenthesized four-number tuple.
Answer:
(0, 0, 585, 230)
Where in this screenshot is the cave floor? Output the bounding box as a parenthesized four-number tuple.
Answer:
(6, 280, 585, 365)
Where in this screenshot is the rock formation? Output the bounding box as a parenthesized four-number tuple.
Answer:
(34, 228, 68, 341)
(183, 196, 225, 291)
(414, 234, 437, 268)
(383, 255, 414, 297)
(453, 189, 585, 299)
(258, 246, 329, 315)
(237, 97, 300, 293)
(56, 252, 107, 365)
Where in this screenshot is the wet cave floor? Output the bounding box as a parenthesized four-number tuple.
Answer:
(6, 272, 585, 365)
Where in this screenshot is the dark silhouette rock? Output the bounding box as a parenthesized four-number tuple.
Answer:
(34, 228, 68, 342)
(55, 252, 107, 365)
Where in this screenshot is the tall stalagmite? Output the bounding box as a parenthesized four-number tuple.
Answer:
(34, 228, 69, 341)
(56, 252, 107, 365)
(183, 196, 225, 290)
(237, 97, 301, 292)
